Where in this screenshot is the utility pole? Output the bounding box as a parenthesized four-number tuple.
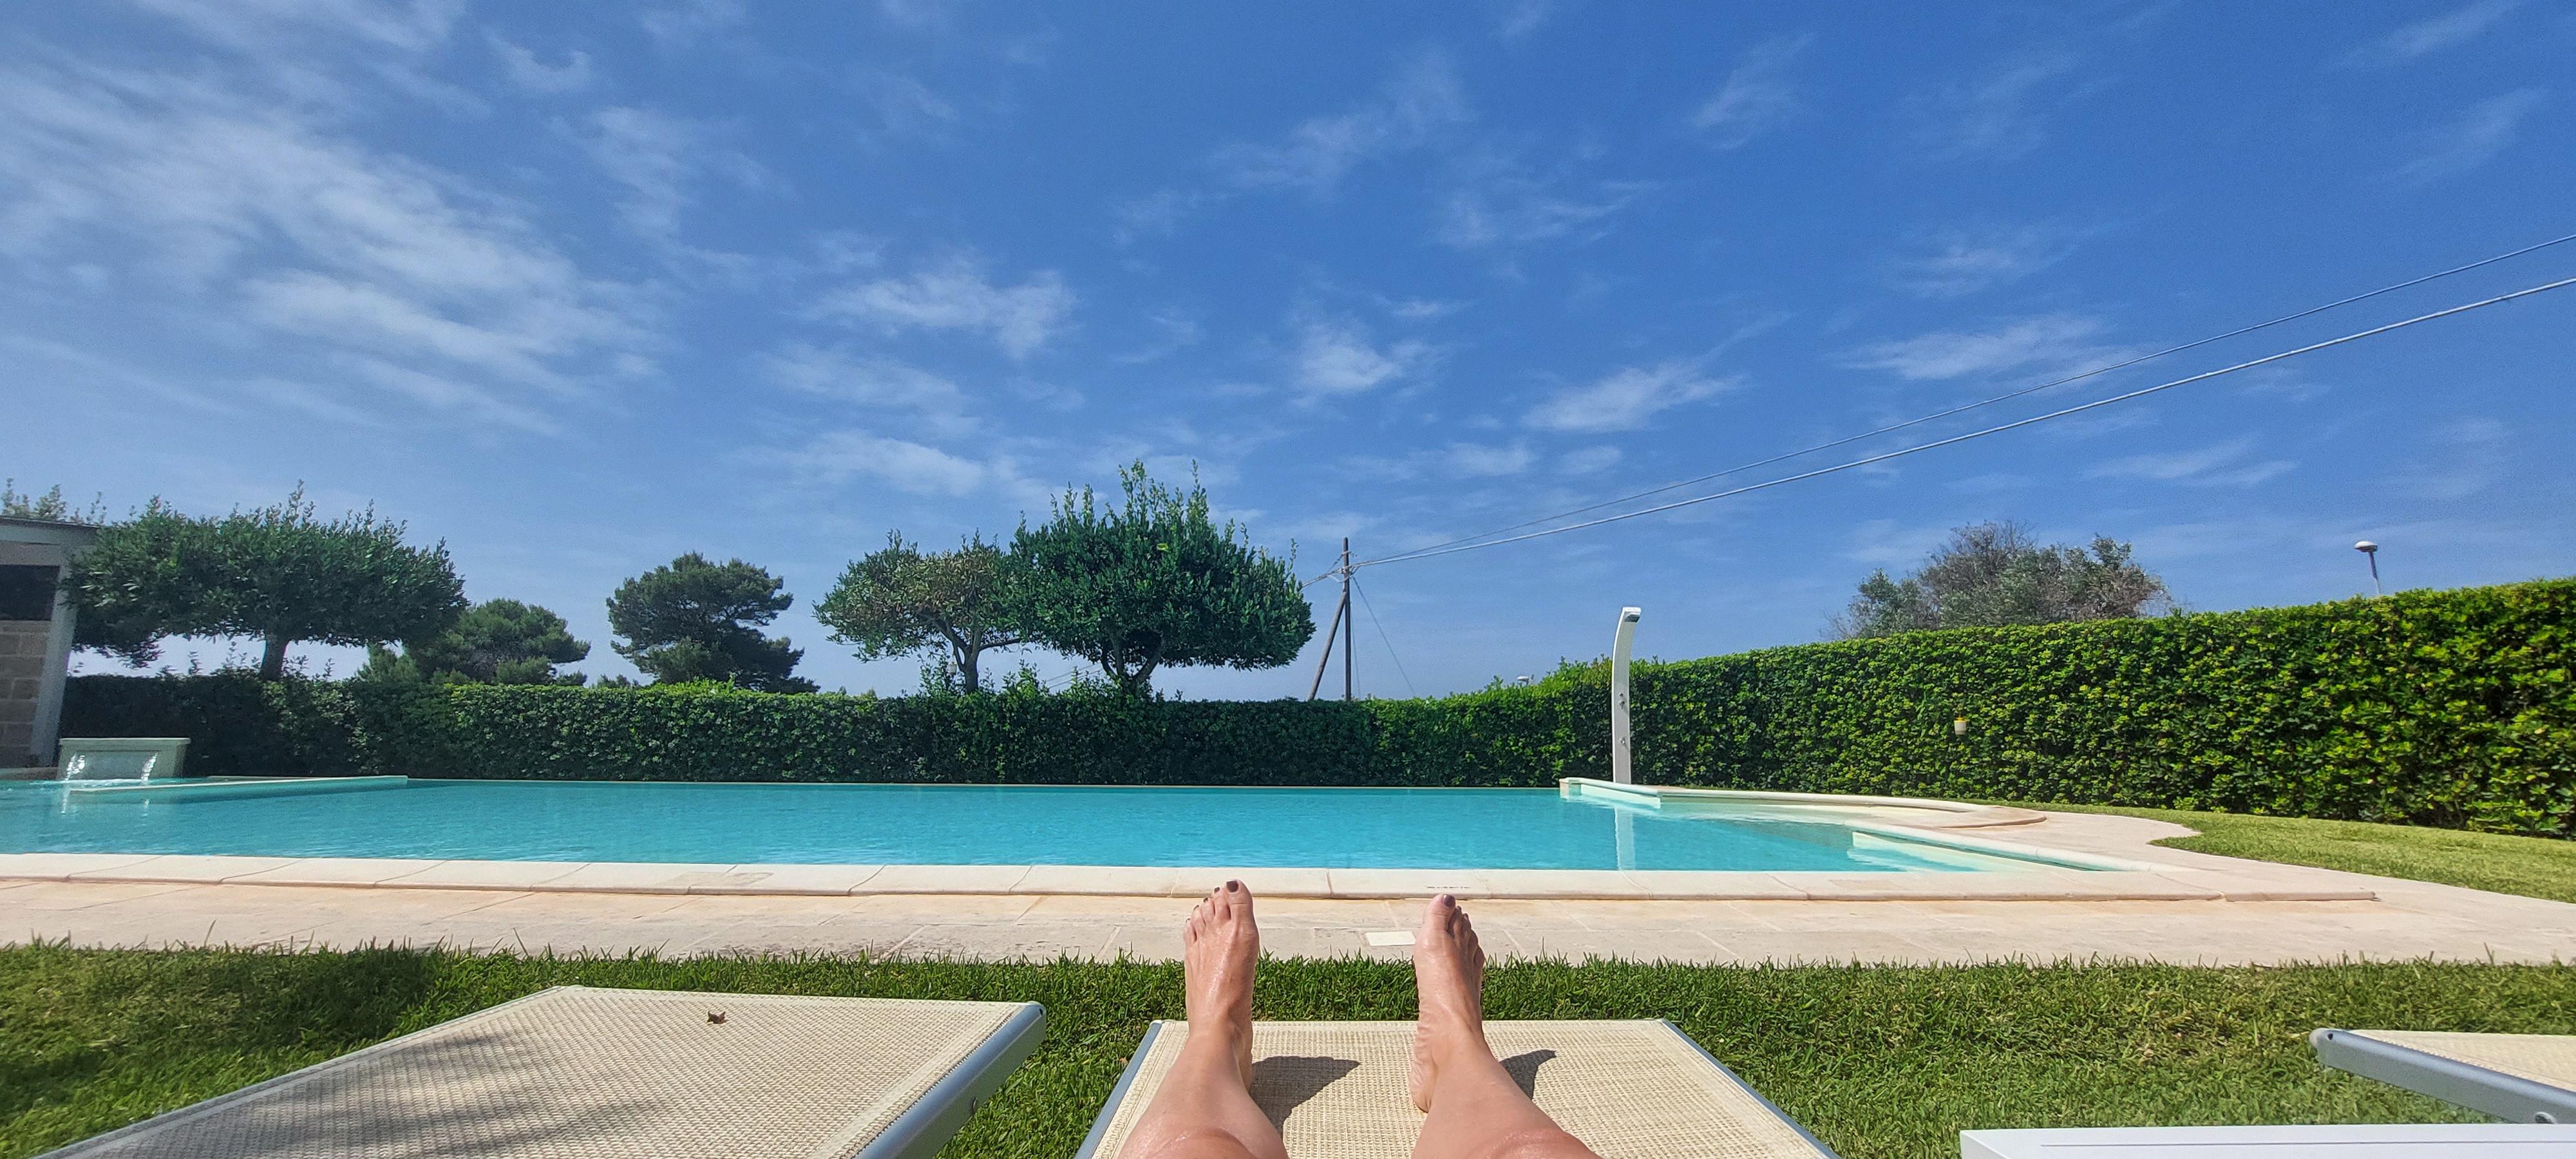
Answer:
(1340, 537, 1355, 701)
(1305, 538, 1358, 701)
(1305, 598, 1342, 700)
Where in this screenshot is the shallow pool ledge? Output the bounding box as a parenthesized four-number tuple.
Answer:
(0, 852, 2375, 902)
(1558, 778, 2048, 829)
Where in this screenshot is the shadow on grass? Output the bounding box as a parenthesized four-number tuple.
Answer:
(0, 943, 446, 1144)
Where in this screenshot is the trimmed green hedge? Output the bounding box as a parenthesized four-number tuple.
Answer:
(62, 580, 2576, 834)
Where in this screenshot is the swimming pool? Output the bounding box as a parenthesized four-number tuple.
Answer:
(0, 778, 2090, 872)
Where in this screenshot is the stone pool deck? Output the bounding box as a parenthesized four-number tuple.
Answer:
(3, 811, 2570, 965)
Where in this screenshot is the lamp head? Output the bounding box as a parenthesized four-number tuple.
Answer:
(2354, 540, 2378, 554)
(1620, 606, 1642, 623)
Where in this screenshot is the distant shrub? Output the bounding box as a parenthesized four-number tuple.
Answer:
(62, 580, 2576, 835)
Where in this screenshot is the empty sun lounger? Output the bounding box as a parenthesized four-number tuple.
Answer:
(40, 985, 1046, 1159)
(1962, 1123, 2576, 1157)
(2311, 1028, 2576, 1124)
(1075, 1019, 1837, 1159)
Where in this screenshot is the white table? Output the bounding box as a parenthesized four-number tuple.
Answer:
(1961, 1123, 2576, 1158)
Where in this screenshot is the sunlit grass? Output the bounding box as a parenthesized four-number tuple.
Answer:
(7, 945, 2566, 1159)
(2011, 802, 2576, 904)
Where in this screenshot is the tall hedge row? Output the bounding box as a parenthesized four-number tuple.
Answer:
(62, 579, 2576, 834)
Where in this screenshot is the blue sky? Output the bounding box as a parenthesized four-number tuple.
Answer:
(7, 1, 2573, 697)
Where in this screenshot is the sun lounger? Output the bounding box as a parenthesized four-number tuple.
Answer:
(1075, 1019, 1837, 1159)
(2311, 1028, 2576, 1124)
(40, 985, 1046, 1159)
(1962, 1123, 2576, 1156)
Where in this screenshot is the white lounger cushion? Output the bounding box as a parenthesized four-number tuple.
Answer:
(1077, 1019, 1833, 1159)
(40, 985, 1045, 1159)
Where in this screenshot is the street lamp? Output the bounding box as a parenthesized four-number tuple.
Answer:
(2354, 540, 2381, 597)
(1610, 607, 1642, 785)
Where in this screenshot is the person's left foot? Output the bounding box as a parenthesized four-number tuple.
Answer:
(1183, 880, 1260, 1084)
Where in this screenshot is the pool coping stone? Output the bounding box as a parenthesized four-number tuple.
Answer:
(0, 852, 2376, 903)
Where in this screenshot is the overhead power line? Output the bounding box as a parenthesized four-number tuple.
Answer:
(1356, 275, 2576, 570)
(1387, 231, 2576, 563)
(1352, 578, 1416, 697)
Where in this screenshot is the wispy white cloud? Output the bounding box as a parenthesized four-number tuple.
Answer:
(855, 70, 960, 141)
(487, 35, 592, 93)
(1842, 518, 1960, 567)
(135, 0, 465, 54)
(781, 429, 1011, 496)
(1911, 51, 2085, 160)
(815, 257, 1075, 358)
(2345, 0, 2521, 66)
(1439, 442, 1537, 476)
(1690, 35, 1811, 148)
(1523, 359, 1736, 433)
(338, 353, 558, 431)
(2087, 437, 2294, 487)
(1293, 317, 1435, 398)
(581, 107, 770, 240)
(1888, 221, 2094, 297)
(1436, 151, 1649, 251)
(1112, 310, 1202, 364)
(2400, 417, 2508, 500)
(1112, 187, 1206, 245)
(876, 0, 961, 32)
(2399, 89, 2546, 184)
(760, 344, 976, 438)
(1351, 441, 1537, 482)
(2038, 408, 2157, 440)
(1, 334, 236, 414)
(0, 59, 649, 424)
(1946, 471, 2031, 495)
(241, 271, 598, 399)
(1558, 445, 1622, 475)
(640, 0, 743, 46)
(1213, 53, 1471, 194)
(1492, 0, 1556, 39)
(1839, 314, 2123, 381)
(1387, 297, 1467, 321)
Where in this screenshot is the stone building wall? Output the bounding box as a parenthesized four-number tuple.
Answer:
(0, 619, 48, 764)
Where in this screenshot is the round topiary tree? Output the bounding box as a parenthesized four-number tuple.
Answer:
(1005, 462, 1314, 693)
(65, 487, 466, 680)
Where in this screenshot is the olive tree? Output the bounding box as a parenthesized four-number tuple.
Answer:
(63, 488, 466, 679)
(815, 532, 1023, 692)
(1833, 520, 2170, 639)
(605, 552, 815, 692)
(1005, 463, 1313, 693)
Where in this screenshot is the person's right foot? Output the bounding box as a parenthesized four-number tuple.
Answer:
(1183, 880, 1260, 1085)
(1408, 893, 1489, 1113)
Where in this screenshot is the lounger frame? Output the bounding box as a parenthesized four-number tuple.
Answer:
(864, 999, 1048, 1159)
(2311, 1028, 2573, 1125)
(1074, 1019, 1837, 1159)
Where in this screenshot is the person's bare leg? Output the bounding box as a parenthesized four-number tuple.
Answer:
(1410, 895, 1601, 1159)
(1117, 881, 1285, 1159)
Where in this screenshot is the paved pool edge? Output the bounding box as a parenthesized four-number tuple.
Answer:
(0, 851, 2375, 904)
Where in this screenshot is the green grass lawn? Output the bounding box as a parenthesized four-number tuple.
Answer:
(6, 946, 2570, 1159)
(2011, 802, 2576, 905)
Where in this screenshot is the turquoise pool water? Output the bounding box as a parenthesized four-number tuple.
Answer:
(0, 780, 2067, 872)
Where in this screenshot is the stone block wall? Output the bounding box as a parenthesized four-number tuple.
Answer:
(0, 620, 47, 763)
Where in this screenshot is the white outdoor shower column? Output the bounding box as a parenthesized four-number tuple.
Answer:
(1610, 606, 1642, 785)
